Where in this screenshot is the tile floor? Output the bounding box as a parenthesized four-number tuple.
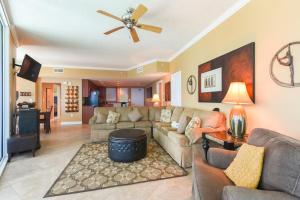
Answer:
(0, 122, 192, 200)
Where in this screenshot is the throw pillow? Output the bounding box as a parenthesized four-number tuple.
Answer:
(185, 117, 201, 144)
(128, 108, 142, 122)
(95, 113, 107, 124)
(160, 109, 172, 123)
(106, 111, 120, 124)
(224, 143, 264, 189)
(171, 121, 180, 129)
(177, 116, 192, 134)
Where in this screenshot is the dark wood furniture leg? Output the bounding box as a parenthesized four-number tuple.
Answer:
(223, 141, 235, 150)
(202, 133, 209, 161)
(32, 149, 36, 157)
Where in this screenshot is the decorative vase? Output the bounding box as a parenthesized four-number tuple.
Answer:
(229, 105, 246, 138)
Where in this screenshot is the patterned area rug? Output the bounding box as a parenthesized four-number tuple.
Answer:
(45, 140, 188, 197)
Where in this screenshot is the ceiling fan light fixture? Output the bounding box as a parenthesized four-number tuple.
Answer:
(97, 4, 162, 43)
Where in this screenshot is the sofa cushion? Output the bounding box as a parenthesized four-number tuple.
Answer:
(95, 113, 107, 124)
(171, 107, 184, 122)
(149, 107, 162, 121)
(180, 108, 195, 119)
(248, 128, 300, 198)
(136, 107, 149, 121)
(166, 106, 176, 111)
(160, 109, 172, 123)
(135, 121, 152, 128)
(116, 122, 134, 129)
(116, 107, 132, 122)
(94, 107, 116, 116)
(160, 127, 171, 135)
(153, 122, 171, 129)
(128, 108, 142, 122)
(177, 115, 191, 134)
(92, 123, 116, 130)
(106, 111, 120, 124)
(222, 186, 300, 200)
(168, 131, 190, 147)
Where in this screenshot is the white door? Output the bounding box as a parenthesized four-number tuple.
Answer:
(131, 88, 145, 106)
(171, 71, 182, 106)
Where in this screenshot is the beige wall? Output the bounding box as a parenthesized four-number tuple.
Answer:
(39, 67, 127, 80)
(169, 0, 300, 139)
(37, 78, 82, 123)
(16, 77, 35, 104)
(127, 61, 169, 78)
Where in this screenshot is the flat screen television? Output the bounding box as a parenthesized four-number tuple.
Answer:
(17, 54, 41, 82)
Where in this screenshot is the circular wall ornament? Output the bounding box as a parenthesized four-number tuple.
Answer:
(187, 75, 197, 95)
(270, 41, 300, 87)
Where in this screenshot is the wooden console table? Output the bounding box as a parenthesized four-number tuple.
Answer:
(201, 131, 248, 160)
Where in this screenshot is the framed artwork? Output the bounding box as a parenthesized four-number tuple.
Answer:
(201, 68, 222, 93)
(198, 42, 255, 103)
(20, 92, 32, 96)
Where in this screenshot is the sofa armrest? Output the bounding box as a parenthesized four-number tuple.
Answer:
(89, 116, 97, 125)
(223, 186, 300, 200)
(207, 148, 237, 169)
(190, 127, 227, 145)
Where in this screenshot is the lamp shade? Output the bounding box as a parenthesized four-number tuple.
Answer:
(222, 82, 253, 105)
(152, 94, 160, 102)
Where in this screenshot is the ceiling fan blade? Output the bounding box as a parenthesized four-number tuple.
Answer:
(137, 24, 162, 33)
(130, 28, 140, 43)
(97, 10, 123, 22)
(104, 26, 125, 35)
(132, 4, 148, 21)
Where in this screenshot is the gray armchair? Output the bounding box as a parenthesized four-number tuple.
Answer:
(192, 128, 300, 200)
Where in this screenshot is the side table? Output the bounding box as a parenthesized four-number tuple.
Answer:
(202, 131, 248, 160)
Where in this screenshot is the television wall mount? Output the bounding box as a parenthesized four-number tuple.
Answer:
(12, 58, 22, 74)
(270, 41, 300, 87)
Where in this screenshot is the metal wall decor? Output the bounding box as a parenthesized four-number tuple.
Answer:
(187, 75, 197, 95)
(270, 41, 300, 87)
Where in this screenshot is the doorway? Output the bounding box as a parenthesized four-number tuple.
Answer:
(53, 84, 61, 119)
(42, 83, 61, 120)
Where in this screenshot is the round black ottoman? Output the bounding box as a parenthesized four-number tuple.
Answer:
(108, 129, 147, 162)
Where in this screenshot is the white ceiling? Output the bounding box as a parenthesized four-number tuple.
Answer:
(4, 0, 243, 70)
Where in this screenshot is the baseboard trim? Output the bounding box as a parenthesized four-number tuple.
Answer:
(61, 121, 82, 126)
(0, 156, 8, 176)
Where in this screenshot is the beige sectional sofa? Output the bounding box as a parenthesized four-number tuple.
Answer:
(89, 107, 154, 142)
(89, 106, 226, 168)
(153, 107, 226, 168)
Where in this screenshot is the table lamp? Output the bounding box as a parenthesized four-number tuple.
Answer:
(152, 94, 160, 107)
(222, 82, 253, 138)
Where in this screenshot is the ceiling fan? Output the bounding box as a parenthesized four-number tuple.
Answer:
(97, 4, 162, 43)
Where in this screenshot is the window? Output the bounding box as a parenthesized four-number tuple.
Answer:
(0, 17, 3, 161)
